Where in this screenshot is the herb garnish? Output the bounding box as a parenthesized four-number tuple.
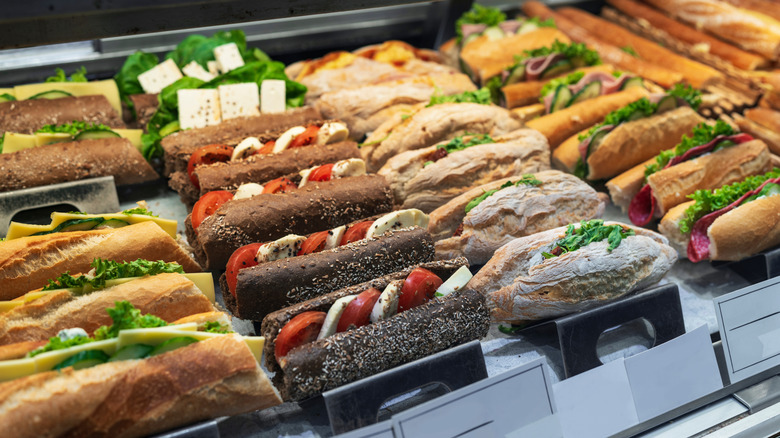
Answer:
(42, 259, 183, 292)
(428, 87, 492, 107)
(438, 133, 494, 154)
(36, 121, 114, 136)
(645, 121, 736, 177)
(45, 66, 88, 83)
(542, 220, 635, 259)
(465, 175, 542, 213)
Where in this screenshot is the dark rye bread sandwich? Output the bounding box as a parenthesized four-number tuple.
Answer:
(0, 95, 125, 135)
(221, 227, 435, 320)
(126, 93, 159, 129)
(0, 137, 158, 192)
(259, 258, 490, 401)
(160, 106, 322, 176)
(187, 174, 394, 270)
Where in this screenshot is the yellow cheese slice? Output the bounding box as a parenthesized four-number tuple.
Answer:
(13, 80, 122, 114)
(117, 328, 264, 362)
(32, 338, 119, 373)
(0, 88, 14, 97)
(113, 129, 143, 150)
(6, 211, 177, 240)
(0, 357, 36, 382)
(2, 129, 142, 154)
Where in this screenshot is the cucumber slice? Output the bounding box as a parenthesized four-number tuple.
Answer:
(109, 344, 154, 362)
(74, 130, 120, 141)
(626, 108, 649, 122)
(483, 26, 505, 40)
(540, 60, 573, 80)
(463, 33, 480, 46)
(569, 81, 602, 106)
(148, 336, 198, 357)
(159, 120, 180, 137)
(31, 217, 104, 235)
(0, 93, 15, 103)
(570, 56, 588, 69)
(28, 90, 74, 99)
(655, 95, 679, 114)
(550, 86, 573, 113)
(504, 65, 526, 86)
(620, 77, 644, 90)
(712, 139, 735, 153)
(95, 219, 130, 229)
(54, 350, 110, 370)
(517, 22, 539, 34)
(587, 129, 611, 156)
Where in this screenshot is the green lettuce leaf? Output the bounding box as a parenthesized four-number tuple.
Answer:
(120, 207, 158, 216)
(42, 259, 184, 293)
(465, 175, 542, 213)
(36, 121, 113, 136)
(438, 133, 494, 154)
(455, 4, 506, 44)
(45, 66, 88, 83)
(579, 97, 656, 142)
(522, 41, 601, 66)
(114, 51, 160, 114)
(645, 120, 736, 177)
(540, 71, 585, 98)
(204, 321, 233, 334)
(93, 301, 168, 340)
(27, 335, 94, 358)
(668, 83, 702, 110)
(428, 87, 491, 107)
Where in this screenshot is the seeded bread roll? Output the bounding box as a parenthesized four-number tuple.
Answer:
(0, 95, 124, 135)
(189, 174, 394, 270)
(221, 227, 435, 320)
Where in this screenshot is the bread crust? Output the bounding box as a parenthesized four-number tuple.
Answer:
(551, 127, 590, 172)
(721, 0, 780, 21)
(469, 222, 677, 323)
(658, 201, 693, 256)
(746, 108, 780, 134)
(735, 114, 780, 155)
(501, 65, 614, 109)
(430, 171, 608, 265)
(0, 95, 124, 135)
(0, 222, 202, 300)
(709, 195, 780, 260)
(606, 157, 657, 211)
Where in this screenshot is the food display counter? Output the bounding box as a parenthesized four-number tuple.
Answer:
(2, 0, 780, 437)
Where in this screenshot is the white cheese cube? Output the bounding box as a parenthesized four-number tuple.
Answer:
(214, 43, 244, 73)
(218, 83, 260, 120)
(177, 89, 221, 129)
(207, 61, 220, 76)
(137, 59, 183, 94)
(261, 79, 286, 113)
(182, 61, 216, 82)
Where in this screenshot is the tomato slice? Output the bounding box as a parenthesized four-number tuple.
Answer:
(257, 141, 275, 155)
(340, 221, 374, 246)
(191, 190, 234, 231)
(288, 125, 320, 148)
(187, 144, 234, 189)
(397, 268, 443, 312)
(298, 231, 329, 256)
(275, 311, 327, 360)
(225, 242, 263, 297)
(336, 288, 381, 332)
(262, 177, 298, 194)
(308, 163, 335, 183)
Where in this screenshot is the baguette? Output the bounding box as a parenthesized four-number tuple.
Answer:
(0, 95, 124, 135)
(606, 0, 768, 70)
(0, 222, 201, 300)
(526, 86, 649, 150)
(557, 7, 723, 87)
(501, 65, 614, 109)
(0, 138, 158, 192)
(734, 114, 780, 155)
(605, 157, 656, 210)
(745, 108, 780, 133)
(0, 273, 216, 345)
(721, 0, 780, 22)
(521, 1, 684, 88)
(644, 0, 780, 60)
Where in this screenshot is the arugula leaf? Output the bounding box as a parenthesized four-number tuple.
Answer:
(465, 175, 542, 213)
(121, 207, 158, 216)
(680, 168, 780, 233)
(94, 301, 168, 340)
(45, 66, 88, 83)
(439, 133, 494, 153)
(645, 121, 736, 177)
(428, 87, 491, 107)
(204, 321, 232, 334)
(525, 17, 556, 28)
(621, 46, 639, 58)
(27, 335, 94, 358)
(455, 4, 507, 44)
(540, 71, 585, 98)
(42, 259, 184, 292)
(579, 97, 656, 142)
(36, 121, 114, 136)
(114, 51, 160, 114)
(522, 41, 601, 66)
(544, 220, 635, 258)
(668, 83, 702, 110)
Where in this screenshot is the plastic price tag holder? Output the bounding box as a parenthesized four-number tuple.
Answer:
(323, 340, 487, 435)
(712, 247, 780, 283)
(337, 420, 395, 438)
(624, 325, 723, 422)
(151, 419, 219, 438)
(553, 358, 638, 438)
(525, 283, 685, 378)
(391, 357, 558, 438)
(714, 276, 780, 384)
(0, 176, 119, 237)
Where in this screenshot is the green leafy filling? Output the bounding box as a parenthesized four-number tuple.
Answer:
(428, 87, 492, 107)
(36, 121, 114, 136)
(438, 133, 494, 153)
(204, 321, 233, 334)
(668, 83, 702, 110)
(579, 97, 656, 142)
(455, 4, 506, 44)
(645, 120, 736, 177)
(542, 220, 635, 258)
(465, 175, 542, 213)
(121, 207, 158, 216)
(42, 259, 183, 292)
(522, 41, 601, 67)
(45, 66, 88, 83)
(621, 46, 639, 58)
(540, 71, 585, 98)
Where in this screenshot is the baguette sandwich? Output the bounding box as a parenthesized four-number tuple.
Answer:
(259, 259, 489, 401)
(659, 168, 780, 262)
(469, 220, 677, 323)
(429, 171, 608, 265)
(0, 95, 124, 135)
(536, 70, 645, 114)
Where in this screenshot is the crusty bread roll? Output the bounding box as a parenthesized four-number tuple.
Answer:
(526, 86, 648, 150)
(721, 0, 780, 21)
(658, 201, 692, 255)
(501, 65, 614, 109)
(361, 103, 523, 172)
(469, 222, 677, 323)
(378, 129, 550, 213)
(734, 114, 780, 155)
(746, 107, 780, 133)
(0, 335, 282, 438)
(0, 222, 202, 300)
(0, 273, 216, 345)
(605, 158, 656, 211)
(0, 95, 124, 135)
(430, 170, 608, 265)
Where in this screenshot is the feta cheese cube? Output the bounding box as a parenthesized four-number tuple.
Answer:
(207, 61, 220, 76)
(182, 61, 216, 82)
(137, 59, 183, 94)
(261, 79, 286, 113)
(218, 82, 260, 120)
(214, 43, 244, 73)
(177, 89, 221, 129)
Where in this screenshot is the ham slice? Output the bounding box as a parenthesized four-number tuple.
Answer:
(543, 73, 636, 113)
(524, 54, 566, 81)
(499, 20, 521, 34)
(461, 23, 488, 40)
(578, 124, 615, 161)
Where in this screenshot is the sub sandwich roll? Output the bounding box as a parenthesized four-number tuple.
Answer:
(0, 222, 201, 300)
(430, 171, 607, 265)
(378, 130, 550, 212)
(260, 259, 489, 401)
(0, 137, 158, 192)
(554, 87, 705, 180)
(470, 220, 677, 323)
(734, 113, 780, 156)
(536, 70, 645, 114)
(501, 65, 614, 110)
(0, 95, 124, 135)
(189, 174, 394, 270)
(659, 168, 780, 261)
(722, 0, 780, 21)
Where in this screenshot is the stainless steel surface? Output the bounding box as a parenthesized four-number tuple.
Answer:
(733, 375, 780, 414)
(637, 397, 747, 438)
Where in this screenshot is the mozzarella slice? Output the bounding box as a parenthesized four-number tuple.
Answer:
(233, 183, 264, 200)
(255, 234, 306, 263)
(370, 280, 402, 323)
(435, 266, 473, 297)
(317, 295, 358, 340)
(367, 209, 429, 238)
(316, 122, 349, 145)
(137, 59, 183, 94)
(324, 225, 346, 250)
(331, 158, 366, 179)
(214, 42, 245, 73)
(261, 79, 286, 114)
(182, 61, 215, 82)
(272, 126, 307, 153)
(177, 89, 221, 129)
(231, 137, 262, 161)
(298, 166, 315, 188)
